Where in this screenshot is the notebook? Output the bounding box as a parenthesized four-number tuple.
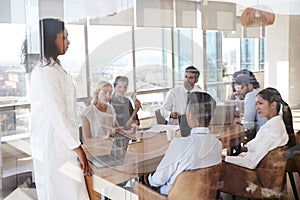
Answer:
(178, 114, 192, 137)
(88, 132, 130, 168)
(210, 104, 236, 125)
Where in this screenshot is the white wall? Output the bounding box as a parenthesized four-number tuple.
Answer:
(266, 14, 300, 108)
(288, 15, 300, 108)
(265, 15, 290, 102)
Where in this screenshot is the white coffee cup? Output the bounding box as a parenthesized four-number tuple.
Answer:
(131, 124, 141, 140)
(166, 129, 175, 141)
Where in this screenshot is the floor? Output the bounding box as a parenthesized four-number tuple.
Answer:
(3, 171, 299, 200)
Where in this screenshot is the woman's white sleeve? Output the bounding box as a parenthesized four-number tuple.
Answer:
(40, 68, 80, 149)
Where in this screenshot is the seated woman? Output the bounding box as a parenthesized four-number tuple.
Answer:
(110, 76, 141, 130)
(81, 81, 121, 141)
(146, 92, 222, 195)
(225, 87, 294, 169)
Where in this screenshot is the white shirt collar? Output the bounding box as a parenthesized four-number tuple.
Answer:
(190, 127, 210, 135)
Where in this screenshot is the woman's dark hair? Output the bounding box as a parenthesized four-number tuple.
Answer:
(21, 39, 32, 73)
(113, 76, 129, 87)
(39, 18, 65, 60)
(21, 18, 65, 73)
(257, 87, 295, 147)
(187, 92, 216, 126)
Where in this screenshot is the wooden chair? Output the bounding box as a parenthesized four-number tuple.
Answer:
(133, 164, 221, 200)
(285, 131, 300, 200)
(155, 109, 167, 124)
(219, 146, 288, 199)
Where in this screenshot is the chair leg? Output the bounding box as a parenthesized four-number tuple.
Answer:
(288, 172, 299, 200)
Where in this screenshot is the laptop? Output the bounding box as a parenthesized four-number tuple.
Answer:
(178, 114, 192, 137)
(88, 132, 130, 168)
(225, 100, 244, 117)
(210, 104, 236, 125)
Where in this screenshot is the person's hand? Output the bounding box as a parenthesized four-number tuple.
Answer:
(107, 128, 116, 138)
(170, 112, 180, 119)
(240, 146, 248, 153)
(222, 155, 226, 161)
(134, 99, 141, 111)
(230, 92, 238, 100)
(74, 146, 93, 176)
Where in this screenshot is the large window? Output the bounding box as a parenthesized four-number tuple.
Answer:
(1, 1, 297, 199)
(207, 32, 266, 102)
(173, 28, 193, 87)
(223, 37, 265, 73)
(0, 23, 27, 103)
(206, 31, 223, 101)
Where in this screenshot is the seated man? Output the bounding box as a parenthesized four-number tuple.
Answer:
(229, 70, 268, 155)
(229, 69, 260, 100)
(146, 92, 222, 195)
(160, 66, 203, 125)
(231, 70, 267, 133)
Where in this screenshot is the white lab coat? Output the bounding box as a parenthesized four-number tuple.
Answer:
(30, 59, 89, 200)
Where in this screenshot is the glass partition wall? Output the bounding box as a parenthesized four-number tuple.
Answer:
(1, 0, 299, 199)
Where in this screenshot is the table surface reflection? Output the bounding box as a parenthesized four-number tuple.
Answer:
(84, 119, 245, 185)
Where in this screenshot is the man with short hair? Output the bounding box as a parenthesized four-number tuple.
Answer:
(230, 69, 260, 100)
(160, 66, 203, 124)
(234, 72, 267, 135)
(147, 92, 222, 195)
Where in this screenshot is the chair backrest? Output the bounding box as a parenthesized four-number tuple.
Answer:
(133, 181, 167, 200)
(296, 130, 300, 145)
(256, 145, 288, 189)
(286, 144, 300, 172)
(286, 132, 300, 172)
(155, 109, 167, 124)
(168, 164, 221, 200)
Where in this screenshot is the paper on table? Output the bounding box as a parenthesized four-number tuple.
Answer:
(145, 124, 179, 133)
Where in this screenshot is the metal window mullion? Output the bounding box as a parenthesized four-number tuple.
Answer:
(83, 19, 91, 105)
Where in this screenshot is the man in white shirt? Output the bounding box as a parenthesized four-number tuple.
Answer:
(160, 66, 203, 124)
(147, 92, 222, 195)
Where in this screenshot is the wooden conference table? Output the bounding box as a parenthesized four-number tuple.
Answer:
(84, 119, 245, 199)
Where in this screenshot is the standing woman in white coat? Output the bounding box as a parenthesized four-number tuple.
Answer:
(28, 18, 92, 200)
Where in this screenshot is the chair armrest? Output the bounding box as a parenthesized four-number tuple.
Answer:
(219, 161, 259, 196)
(132, 181, 167, 200)
(285, 144, 300, 158)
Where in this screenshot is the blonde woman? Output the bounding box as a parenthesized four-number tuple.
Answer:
(81, 81, 120, 140)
